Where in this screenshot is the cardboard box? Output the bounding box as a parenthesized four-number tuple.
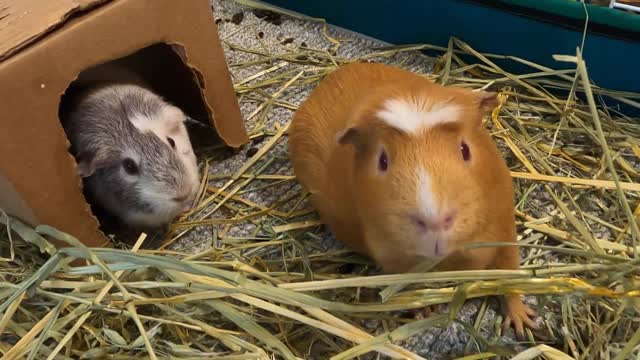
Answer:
(0, 0, 248, 248)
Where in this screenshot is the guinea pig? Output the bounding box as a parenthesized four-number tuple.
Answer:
(61, 81, 201, 230)
(288, 62, 537, 338)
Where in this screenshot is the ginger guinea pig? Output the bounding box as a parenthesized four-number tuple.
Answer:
(61, 82, 201, 230)
(288, 62, 537, 337)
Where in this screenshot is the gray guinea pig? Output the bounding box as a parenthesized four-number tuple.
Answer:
(62, 83, 201, 229)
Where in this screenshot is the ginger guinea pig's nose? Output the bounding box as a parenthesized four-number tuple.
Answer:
(411, 211, 456, 232)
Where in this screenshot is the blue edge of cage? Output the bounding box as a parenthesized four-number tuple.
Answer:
(260, 0, 640, 117)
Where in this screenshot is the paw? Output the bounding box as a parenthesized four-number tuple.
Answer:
(502, 295, 538, 340)
(411, 303, 446, 320)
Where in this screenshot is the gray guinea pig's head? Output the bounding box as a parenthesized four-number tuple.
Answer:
(68, 84, 201, 229)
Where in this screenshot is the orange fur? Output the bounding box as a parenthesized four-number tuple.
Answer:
(288, 62, 537, 337)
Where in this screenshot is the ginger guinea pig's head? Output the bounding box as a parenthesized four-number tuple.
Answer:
(337, 84, 511, 261)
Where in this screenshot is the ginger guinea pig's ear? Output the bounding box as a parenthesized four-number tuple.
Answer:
(337, 126, 372, 154)
(476, 91, 500, 114)
(337, 127, 360, 145)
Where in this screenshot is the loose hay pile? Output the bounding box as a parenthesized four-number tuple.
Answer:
(2, 1, 640, 359)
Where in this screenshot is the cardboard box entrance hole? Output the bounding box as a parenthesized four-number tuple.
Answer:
(58, 43, 223, 246)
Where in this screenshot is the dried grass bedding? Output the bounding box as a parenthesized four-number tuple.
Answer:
(1, 1, 640, 359)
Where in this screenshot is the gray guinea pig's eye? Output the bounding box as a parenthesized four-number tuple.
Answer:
(122, 158, 139, 175)
(167, 137, 176, 149)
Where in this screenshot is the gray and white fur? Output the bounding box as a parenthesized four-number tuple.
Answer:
(62, 83, 201, 229)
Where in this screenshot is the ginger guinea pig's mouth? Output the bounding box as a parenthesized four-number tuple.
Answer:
(415, 233, 450, 259)
(408, 210, 457, 258)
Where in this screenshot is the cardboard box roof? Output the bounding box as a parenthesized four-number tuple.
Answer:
(0, 0, 248, 248)
(0, 0, 111, 61)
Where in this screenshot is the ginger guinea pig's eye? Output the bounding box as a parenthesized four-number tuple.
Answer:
(378, 150, 389, 172)
(460, 141, 471, 162)
(122, 158, 139, 175)
(167, 137, 176, 149)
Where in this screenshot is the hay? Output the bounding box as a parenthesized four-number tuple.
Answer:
(1, 2, 640, 359)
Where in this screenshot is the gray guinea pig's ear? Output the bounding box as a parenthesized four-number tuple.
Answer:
(76, 152, 97, 178)
(75, 151, 112, 178)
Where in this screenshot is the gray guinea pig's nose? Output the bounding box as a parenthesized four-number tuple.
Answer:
(178, 194, 196, 214)
(173, 194, 189, 203)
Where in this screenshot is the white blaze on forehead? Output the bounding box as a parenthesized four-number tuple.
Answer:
(377, 97, 459, 134)
(129, 113, 159, 134)
(417, 168, 438, 219)
(129, 105, 184, 136)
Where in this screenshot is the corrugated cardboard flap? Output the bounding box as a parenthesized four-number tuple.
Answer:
(0, 0, 111, 61)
